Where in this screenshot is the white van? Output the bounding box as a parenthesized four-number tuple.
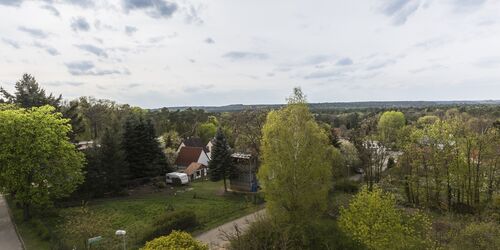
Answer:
(166, 172, 189, 185)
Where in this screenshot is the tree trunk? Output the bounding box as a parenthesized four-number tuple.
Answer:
(474, 144, 482, 205)
(223, 176, 227, 192)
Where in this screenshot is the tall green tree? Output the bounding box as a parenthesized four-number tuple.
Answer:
(258, 88, 332, 225)
(227, 109, 267, 156)
(197, 119, 217, 144)
(0, 74, 61, 108)
(100, 128, 128, 194)
(0, 106, 85, 220)
(122, 116, 169, 179)
(61, 100, 85, 142)
(208, 127, 235, 192)
(377, 111, 406, 148)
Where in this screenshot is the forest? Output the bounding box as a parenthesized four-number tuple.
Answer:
(1, 74, 499, 249)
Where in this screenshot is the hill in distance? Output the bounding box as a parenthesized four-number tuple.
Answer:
(163, 100, 500, 112)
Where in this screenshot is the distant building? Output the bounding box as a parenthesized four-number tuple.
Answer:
(174, 146, 210, 171)
(183, 162, 208, 181)
(75, 141, 97, 150)
(205, 138, 215, 159)
(177, 137, 208, 153)
(230, 153, 259, 192)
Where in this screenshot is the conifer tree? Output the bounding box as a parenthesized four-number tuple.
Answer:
(208, 127, 235, 192)
(100, 128, 128, 193)
(122, 116, 169, 179)
(0, 74, 61, 108)
(62, 100, 85, 142)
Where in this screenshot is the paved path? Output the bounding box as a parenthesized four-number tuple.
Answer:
(0, 195, 23, 250)
(196, 209, 266, 249)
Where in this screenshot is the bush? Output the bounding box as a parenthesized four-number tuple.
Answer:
(338, 186, 433, 250)
(141, 231, 208, 250)
(334, 180, 359, 193)
(451, 202, 476, 214)
(450, 222, 500, 250)
(143, 210, 199, 242)
(154, 181, 167, 189)
(229, 218, 363, 250)
(127, 177, 152, 188)
(31, 218, 51, 240)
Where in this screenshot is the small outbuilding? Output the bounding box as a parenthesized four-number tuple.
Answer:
(183, 162, 208, 181)
(229, 153, 259, 192)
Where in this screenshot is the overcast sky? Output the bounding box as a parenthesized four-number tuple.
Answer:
(0, 0, 499, 108)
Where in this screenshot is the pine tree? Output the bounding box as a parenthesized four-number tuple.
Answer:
(62, 100, 85, 142)
(122, 116, 170, 179)
(100, 128, 128, 194)
(80, 146, 106, 198)
(0, 74, 61, 108)
(208, 127, 235, 192)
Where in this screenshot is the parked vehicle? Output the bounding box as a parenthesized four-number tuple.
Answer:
(353, 168, 364, 174)
(166, 172, 189, 185)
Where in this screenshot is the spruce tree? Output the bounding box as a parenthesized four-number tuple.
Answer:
(62, 100, 85, 142)
(100, 128, 128, 194)
(122, 116, 169, 179)
(208, 127, 235, 192)
(0, 74, 61, 108)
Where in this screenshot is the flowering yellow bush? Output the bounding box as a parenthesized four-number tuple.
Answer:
(141, 231, 208, 250)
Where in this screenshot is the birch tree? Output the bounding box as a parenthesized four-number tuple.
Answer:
(258, 88, 332, 224)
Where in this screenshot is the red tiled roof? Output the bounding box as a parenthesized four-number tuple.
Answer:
(175, 147, 204, 166)
(180, 137, 209, 152)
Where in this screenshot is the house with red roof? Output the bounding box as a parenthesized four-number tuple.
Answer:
(174, 146, 210, 171)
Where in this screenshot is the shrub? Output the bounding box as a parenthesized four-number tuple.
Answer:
(143, 210, 199, 242)
(229, 218, 364, 250)
(141, 231, 208, 250)
(338, 186, 433, 250)
(154, 181, 167, 189)
(451, 202, 476, 214)
(31, 218, 51, 240)
(334, 180, 359, 193)
(151, 176, 164, 183)
(450, 222, 500, 250)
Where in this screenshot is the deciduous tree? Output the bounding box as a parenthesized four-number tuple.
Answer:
(258, 88, 332, 225)
(339, 186, 432, 250)
(377, 111, 406, 148)
(0, 106, 85, 220)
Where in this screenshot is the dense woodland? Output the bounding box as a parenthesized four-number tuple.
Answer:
(1, 74, 499, 249)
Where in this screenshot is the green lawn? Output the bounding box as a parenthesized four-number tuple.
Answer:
(9, 181, 262, 250)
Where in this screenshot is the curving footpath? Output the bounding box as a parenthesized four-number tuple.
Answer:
(0, 195, 23, 250)
(195, 209, 266, 250)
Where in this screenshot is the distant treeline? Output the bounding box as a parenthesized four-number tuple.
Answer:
(165, 100, 500, 112)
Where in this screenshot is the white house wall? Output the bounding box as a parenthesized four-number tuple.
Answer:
(197, 152, 210, 166)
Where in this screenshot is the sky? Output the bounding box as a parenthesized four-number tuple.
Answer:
(0, 0, 499, 108)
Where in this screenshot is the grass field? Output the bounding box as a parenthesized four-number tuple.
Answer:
(9, 181, 262, 250)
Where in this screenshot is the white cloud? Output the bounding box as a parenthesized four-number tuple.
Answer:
(0, 0, 498, 108)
